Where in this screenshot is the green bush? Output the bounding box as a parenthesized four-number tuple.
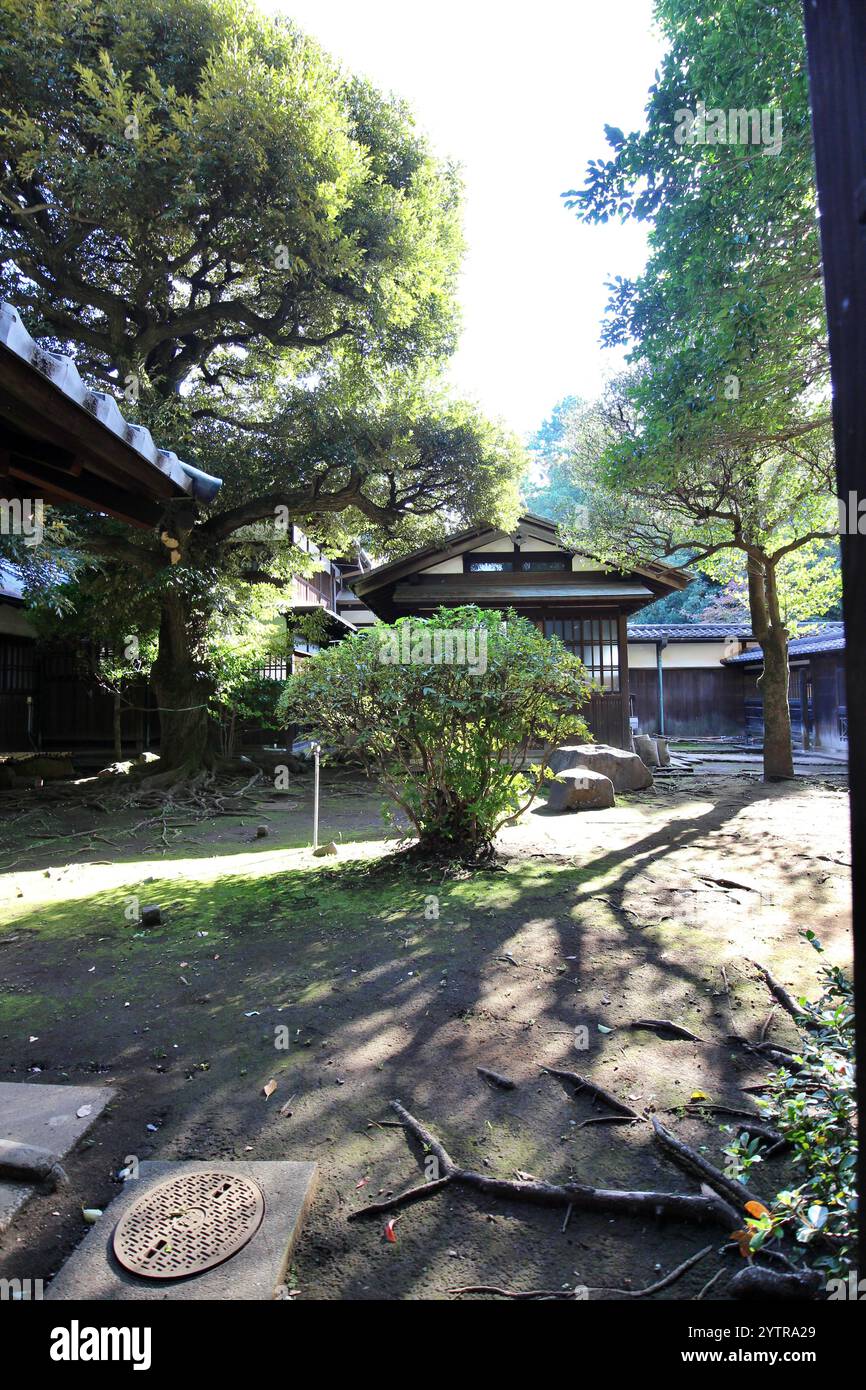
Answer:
(723, 936, 856, 1280)
(277, 606, 592, 857)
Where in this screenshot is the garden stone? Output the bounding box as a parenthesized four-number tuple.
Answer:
(633, 734, 661, 768)
(655, 736, 671, 767)
(547, 768, 616, 812)
(548, 743, 652, 791)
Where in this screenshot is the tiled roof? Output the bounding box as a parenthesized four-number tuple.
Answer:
(0, 302, 221, 504)
(627, 622, 753, 641)
(724, 631, 846, 664)
(0, 562, 24, 601)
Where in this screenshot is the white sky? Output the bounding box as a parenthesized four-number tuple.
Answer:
(260, 0, 663, 440)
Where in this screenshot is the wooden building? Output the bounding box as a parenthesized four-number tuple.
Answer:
(626, 620, 847, 751)
(627, 623, 752, 738)
(722, 627, 847, 753)
(349, 513, 690, 749)
(1, 299, 221, 758)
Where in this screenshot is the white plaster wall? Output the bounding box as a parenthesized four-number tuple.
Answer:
(0, 603, 35, 638)
(627, 640, 732, 670)
(422, 557, 464, 574)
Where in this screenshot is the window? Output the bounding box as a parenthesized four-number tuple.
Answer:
(464, 550, 572, 573)
(465, 555, 512, 572)
(519, 555, 570, 572)
(544, 617, 620, 692)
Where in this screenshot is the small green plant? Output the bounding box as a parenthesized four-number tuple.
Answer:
(277, 606, 592, 859)
(723, 936, 856, 1278)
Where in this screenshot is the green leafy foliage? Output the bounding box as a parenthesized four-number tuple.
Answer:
(723, 937, 856, 1279)
(277, 607, 592, 857)
(557, 2, 840, 776)
(0, 0, 527, 767)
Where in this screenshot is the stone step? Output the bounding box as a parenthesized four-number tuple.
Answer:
(0, 1081, 116, 1234)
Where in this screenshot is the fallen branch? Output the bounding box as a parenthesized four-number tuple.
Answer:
(348, 1101, 739, 1230)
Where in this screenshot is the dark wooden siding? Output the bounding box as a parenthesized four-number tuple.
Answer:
(1, 638, 153, 754)
(586, 692, 627, 747)
(808, 654, 847, 752)
(630, 666, 746, 737)
(0, 636, 37, 751)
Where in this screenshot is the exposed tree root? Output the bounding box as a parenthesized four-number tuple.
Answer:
(540, 1066, 640, 1119)
(629, 1018, 704, 1042)
(348, 1101, 740, 1230)
(447, 1245, 713, 1300)
(728, 1266, 824, 1300)
(727, 1034, 802, 1070)
(684, 1105, 787, 1153)
(477, 1067, 516, 1091)
(650, 1116, 765, 1214)
(750, 960, 809, 1023)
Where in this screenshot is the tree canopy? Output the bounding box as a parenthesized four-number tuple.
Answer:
(0, 0, 526, 775)
(557, 0, 839, 777)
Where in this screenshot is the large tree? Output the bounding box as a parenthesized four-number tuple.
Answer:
(0, 0, 524, 777)
(562, 0, 838, 779)
(556, 385, 838, 778)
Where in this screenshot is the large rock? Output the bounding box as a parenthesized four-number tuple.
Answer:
(655, 736, 671, 767)
(547, 768, 616, 812)
(549, 743, 653, 791)
(633, 734, 660, 769)
(14, 755, 75, 780)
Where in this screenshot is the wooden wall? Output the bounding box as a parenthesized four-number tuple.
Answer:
(811, 653, 848, 752)
(630, 666, 746, 738)
(1, 636, 152, 754)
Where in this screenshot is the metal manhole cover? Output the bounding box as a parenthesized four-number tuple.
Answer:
(113, 1170, 265, 1280)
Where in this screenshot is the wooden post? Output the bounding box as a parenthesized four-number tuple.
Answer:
(312, 741, 320, 851)
(617, 613, 632, 748)
(803, 0, 866, 1278)
(656, 640, 667, 736)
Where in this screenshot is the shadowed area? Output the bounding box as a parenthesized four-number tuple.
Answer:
(0, 768, 851, 1299)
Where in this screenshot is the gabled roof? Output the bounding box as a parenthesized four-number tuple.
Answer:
(352, 513, 691, 597)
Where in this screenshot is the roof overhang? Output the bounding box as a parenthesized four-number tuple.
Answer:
(0, 303, 221, 528)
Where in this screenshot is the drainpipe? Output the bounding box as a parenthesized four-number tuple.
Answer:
(656, 640, 668, 736)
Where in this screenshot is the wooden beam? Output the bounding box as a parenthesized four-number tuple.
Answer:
(803, 0, 866, 1279)
(5, 463, 159, 528)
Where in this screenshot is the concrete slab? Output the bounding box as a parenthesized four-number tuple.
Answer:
(45, 1160, 318, 1301)
(0, 1081, 115, 1233)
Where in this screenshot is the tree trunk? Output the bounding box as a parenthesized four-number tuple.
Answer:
(148, 589, 219, 779)
(113, 692, 123, 761)
(747, 554, 794, 781)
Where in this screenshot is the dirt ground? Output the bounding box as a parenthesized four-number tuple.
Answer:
(0, 765, 852, 1300)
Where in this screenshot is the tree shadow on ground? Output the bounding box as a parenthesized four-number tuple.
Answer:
(0, 776, 850, 1300)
